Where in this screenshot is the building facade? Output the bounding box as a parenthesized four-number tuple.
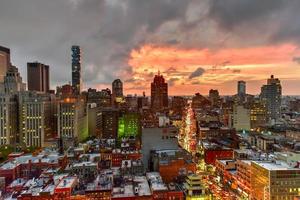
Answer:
(0, 46, 10, 83)
(27, 62, 50, 93)
(260, 75, 282, 122)
(71, 45, 82, 94)
(151, 73, 168, 111)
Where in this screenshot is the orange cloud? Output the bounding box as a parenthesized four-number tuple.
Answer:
(125, 43, 300, 95)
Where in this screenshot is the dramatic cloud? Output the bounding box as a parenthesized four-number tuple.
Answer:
(1, 0, 300, 94)
(189, 67, 205, 79)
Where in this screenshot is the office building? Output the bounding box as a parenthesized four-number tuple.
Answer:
(141, 126, 179, 170)
(0, 94, 18, 146)
(2, 65, 26, 93)
(71, 45, 82, 94)
(101, 108, 118, 139)
(231, 104, 251, 131)
(151, 73, 168, 111)
(249, 100, 267, 129)
(251, 161, 300, 200)
(260, 75, 282, 122)
(238, 81, 246, 96)
(117, 113, 140, 139)
(209, 89, 220, 106)
(18, 92, 52, 147)
(87, 103, 102, 138)
(87, 88, 112, 107)
(0, 46, 11, 83)
(57, 97, 88, 143)
(27, 62, 50, 93)
(112, 79, 123, 103)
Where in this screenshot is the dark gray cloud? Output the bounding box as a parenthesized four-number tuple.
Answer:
(0, 0, 191, 89)
(1, 0, 300, 92)
(189, 67, 205, 79)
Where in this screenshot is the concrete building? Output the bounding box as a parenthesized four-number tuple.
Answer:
(18, 92, 53, 147)
(237, 81, 246, 97)
(57, 97, 88, 144)
(2, 65, 26, 93)
(231, 104, 251, 131)
(87, 103, 102, 138)
(151, 73, 168, 111)
(141, 126, 179, 170)
(251, 161, 300, 200)
(27, 62, 50, 93)
(101, 108, 119, 139)
(71, 45, 82, 94)
(236, 160, 251, 194)
(117, 113, 141, 140)
(184, 174, 213, 200)
(0, 45, 11, 83)
(112, 79, 123, 106)
(260, 75, 282, 122)
(0, 94, 18, 145)
(250, 100, 267, 129)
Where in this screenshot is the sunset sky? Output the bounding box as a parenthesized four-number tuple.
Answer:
(1, 0, 300, 95)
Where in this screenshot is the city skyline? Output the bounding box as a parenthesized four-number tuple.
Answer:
(1, 0, 300, 96)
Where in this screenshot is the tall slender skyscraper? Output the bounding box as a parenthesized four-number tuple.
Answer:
(0, 45, 11, 83)
(260, 75, 282, 122)
(151, 72, 168, 111)
(71, 45, 82, 94)
(27, 62, 50, 93)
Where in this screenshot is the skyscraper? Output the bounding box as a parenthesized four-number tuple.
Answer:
(18, 91, 52, 147)
(151, 73, 168, 111)
(112, 79, 123, 105)
(237, 80, 246, 96)
(3, 65, 26, 93)
(0, 94, 18, 146)
(71, 45, 82, 94)
(0, 45, 11, 83)
(260, 75, 282, 122)
(27, 62, 50, 93)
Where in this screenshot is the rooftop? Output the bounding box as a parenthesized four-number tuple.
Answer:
(253, 161, 300, 171)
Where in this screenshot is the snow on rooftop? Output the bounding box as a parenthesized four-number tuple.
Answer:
(56, 176, 77, 189)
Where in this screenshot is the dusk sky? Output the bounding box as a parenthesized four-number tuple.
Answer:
(1, 0, 300, 95)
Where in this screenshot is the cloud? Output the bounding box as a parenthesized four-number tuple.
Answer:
(1, 0, 300, 95)
(189, 67, 205, 79)
(293, 56, 300, 64)
(168, 77, 180, 86)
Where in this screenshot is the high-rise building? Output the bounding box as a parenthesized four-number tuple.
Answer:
(249, 100, 267, 129)
(27, 62, 50, 93)
(57, 97, 88, 143)
(151, 73, 168, 111)
(230, 104, 250, 131)
(117, 113, 140, 139)
(0, 94, 18, 146)
(2, 65, 26, 93)
(0, 45, 11, 83)
(18, 92, 52, 147)
(251, 161, 300, 200)
(101, 108, 119, 139)
(238, 81, 246, 96)
(71, 45, 82, 94)
(112, 79, 123, 98)
(260, 75, 282, 122)
(209, 89, 220, 106)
